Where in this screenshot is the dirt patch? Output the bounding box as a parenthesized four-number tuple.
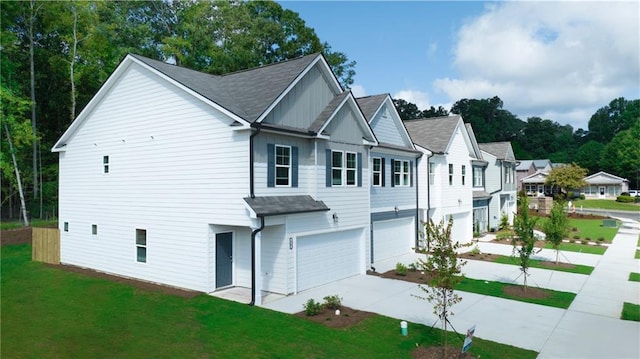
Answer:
(503, 285, 549, 299)
(368, 269, 436, 285)
(294, 306, 375, 328)
(1, 227, 32, 246)
(413, 346, 476, 359)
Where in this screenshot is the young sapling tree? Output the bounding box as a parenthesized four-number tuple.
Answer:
(542, 200, 570, 264)
(511, 195, 539, 292)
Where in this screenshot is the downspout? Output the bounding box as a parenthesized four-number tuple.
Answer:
(249, 215, 265, 306)
(425, 152, 434, 252)
(248, 125, 263, 306)
(414, 153, 423, 250)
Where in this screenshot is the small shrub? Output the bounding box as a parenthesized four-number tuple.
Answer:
(469, 245, 481, 256)
(572, 227, 578, 232)
(597, 237, 605, 242)
(579, 194, 585, 200)
(303, 299, 322, 316)
(323, 295, 342, 310)
(616, 195, 634, 203)
(569, 238, 576, 243)
(395, 262, 408, 276)
(573, 235, 580, 239)
(581, 239, 589, 245)
(495, 229, 513, 242)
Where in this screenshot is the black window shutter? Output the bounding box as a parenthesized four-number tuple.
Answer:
(390, 159, 395, 187)
(326, 149, 332, 187)
(292, 146, 298, 187)
(381, 158, 386, 187)
(267, 144, 275, 187)
(410, 160, 414, 187)
(357, 152, 362, 187)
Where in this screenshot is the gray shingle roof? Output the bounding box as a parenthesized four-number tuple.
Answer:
(479, 142, 515, 161)
(130, 53, 320, 123)
(244, 195, 330, 217)
(403, 115, 461, 153)
(355, 94, 388, 122)
(309, 91, 350, 134)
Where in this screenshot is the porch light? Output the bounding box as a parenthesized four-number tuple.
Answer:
(394, 206, 399, 214)
(332, 212, 339, 223)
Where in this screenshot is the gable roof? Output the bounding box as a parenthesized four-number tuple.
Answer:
(464, 123, 484, 161)
(356, 94, 416, 152)
(403, 115, 462, 154)
(584, 171, 628, 184)
(479, 142, 516, 161)
(516, 159, 551, 171)
(521, 170, 549, 183)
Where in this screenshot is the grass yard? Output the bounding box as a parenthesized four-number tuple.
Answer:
(629, 272, 640, 282)
(636, 250, 640, 259)
(0, 219, 58, 230)
(572, 199, 640, 211)
(492, 255, 594, 275)
(1, 244, 536, 359)
(621, 302, 640, 322)
(542, 242, 607, 255)
(455, 277, 576, 309)
(535, 216, 618, 243)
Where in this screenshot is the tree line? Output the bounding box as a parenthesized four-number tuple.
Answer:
(2, 0, 638, 223)
(395, 96, 640, 187)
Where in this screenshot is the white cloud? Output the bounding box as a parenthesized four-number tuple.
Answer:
(393, 89, 430, 110)
(350, 84, 367, 97)
(433, 1, 640, 129)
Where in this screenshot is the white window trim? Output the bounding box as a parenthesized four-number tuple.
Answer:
(275, 145, 291, 187)
(429, 162, 435, 185)
(332, 150, 358, 187)
(394, 160, 410, 187)
(372, 157, 382, 187)
(473, 167, 483, 187)
(448, 164, 454, 186)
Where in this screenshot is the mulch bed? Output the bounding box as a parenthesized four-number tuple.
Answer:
(1, 227, 33, 246)
(294, 306, 375, 328)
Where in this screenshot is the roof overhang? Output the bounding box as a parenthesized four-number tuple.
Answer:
(243, 195, 330, 218)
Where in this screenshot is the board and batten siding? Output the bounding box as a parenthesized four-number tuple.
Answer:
(58, 63, 252, 292)
(262, 65, 335, 129)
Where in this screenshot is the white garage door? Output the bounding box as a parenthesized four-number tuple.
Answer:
(372, 217, 415, 262)
(450, 212, 471, 244)
(297, 228, 363, 291)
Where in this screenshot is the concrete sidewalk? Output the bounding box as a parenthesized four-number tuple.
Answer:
(263, 225, 640, 358)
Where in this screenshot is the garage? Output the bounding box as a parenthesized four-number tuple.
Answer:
(450, 212, 472, 245)
(372, 217, 415, 262)
(296, 228, 363, 292)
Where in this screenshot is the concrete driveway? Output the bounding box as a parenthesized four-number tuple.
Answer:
(263, 225, 640, 358)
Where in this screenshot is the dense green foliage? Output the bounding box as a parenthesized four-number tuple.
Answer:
(512, 196, 539, 290)
(1, 244, 538, 358)
(0, 0, 355, 221)
(542, 201, 571, 263)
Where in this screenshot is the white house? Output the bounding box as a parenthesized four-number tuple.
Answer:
(404, 116, 482, 245)
(479, 142, 517, 230)
(52, 53, 379, 306)
(583, 171, 629, 198)
(356, 94, 421, 264)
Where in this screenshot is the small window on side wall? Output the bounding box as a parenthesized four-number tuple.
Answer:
(103, 155, 109, 173)
(91, 224, 97, 235)
(136, 229, 147, 263)
(64, 222, 69, 232)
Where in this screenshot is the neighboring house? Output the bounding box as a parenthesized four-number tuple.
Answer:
(582, 171, 629, 198)
(516, 159, 552, 191)
(521, 171, 555, 196)
(479, 142, 518, 230)
(356, 94, 421, 264)
(404, 116, 482, 245)
(53, 53, 379, 306)
(465, 124, 490, 234)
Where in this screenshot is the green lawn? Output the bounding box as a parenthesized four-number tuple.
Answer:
(455, 277, 576, 309)
(629, 272, 640, 282)
(1, 219, 58, 230)
(621, 302, 640, 322)
(492, 255, 594, 275)
(573, 199, 640, 211)
(535, 216, 618, 242)
(1, 244, 536, 359)
(542, 242, 608, 255)
(636, 250, 640, 259)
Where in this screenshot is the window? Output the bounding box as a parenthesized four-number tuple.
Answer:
(332, 151, 343, 186)
(372, 157, 382, 186)
(91, 224, 97, 235)
(267, 144, 297, 188)
(461, 165, 466, 186)
(394, 160, 410, 186)
(64, 222, 69, 232)
(429, 162, 435, 185)
(346, 152, 357, 186)
(473, 167, 483, 187)
(136, 229, 147, 263)
(448, 164, 454, 185)
(103, 156, 109, 173)
(275, 145, 291, 186)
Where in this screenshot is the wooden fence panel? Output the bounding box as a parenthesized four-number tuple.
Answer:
(32, 228, 60, 264)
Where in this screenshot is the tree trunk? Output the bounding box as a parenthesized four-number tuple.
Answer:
(4, 123, 30, 226)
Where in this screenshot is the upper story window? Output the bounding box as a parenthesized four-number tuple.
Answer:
(448, 164, 454, 185)
(372, 157, 383, 187)
(327, 150, 361, 187)
(429, 162, 435, 185)
(393, 160, 410, 187)
(461, 165, 466, 186)
(267, 144, 298, 188)
(473, 166, 483, 187)
(275, 145, 291, 186)
(103, 155, 109, 173)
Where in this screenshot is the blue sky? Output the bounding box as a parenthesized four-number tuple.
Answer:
(278, 1, 640, 131)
